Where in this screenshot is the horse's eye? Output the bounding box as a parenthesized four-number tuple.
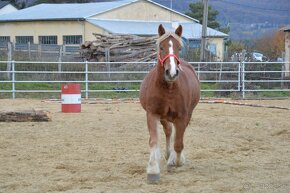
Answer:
(160, 47, 164, 51)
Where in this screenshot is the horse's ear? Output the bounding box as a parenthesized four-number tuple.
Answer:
(175, 25, 182, 37)
(158, 24, 166, 36)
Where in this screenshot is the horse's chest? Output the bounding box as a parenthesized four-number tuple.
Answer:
(165, 106, 179, 121)
(149, 97, 185, 121)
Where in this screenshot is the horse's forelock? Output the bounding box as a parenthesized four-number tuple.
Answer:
(156, 32, 183, 48)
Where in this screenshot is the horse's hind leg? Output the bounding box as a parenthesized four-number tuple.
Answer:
(146, 112, 160, 182)
(160, 119, 173, 160)
(167, 120, 186, 168)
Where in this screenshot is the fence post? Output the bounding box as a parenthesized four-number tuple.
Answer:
(38, 44, 41, 58)
(197, 63, 200, 80)
(28, 42, 31, 59)
(281, 64, 285, 88)
(238, 62, 241, 93)
(218, 63, 223, 81)
(105, 48, 111, 80)
(58, 46, 62, 72)
(7, 42, 12, 80)
(62, 45, 66, 56)
(12, 60, 15, 99)
(242, 61, 245, 99)
(85, 60, 88, 99)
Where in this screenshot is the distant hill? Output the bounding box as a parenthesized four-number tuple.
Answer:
(13, 0, 290, 39)
(154, 0, 290, 39)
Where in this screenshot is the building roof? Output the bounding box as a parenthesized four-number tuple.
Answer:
(0, 0, 136, 21)
(0, 1, 10, 9)
(281, 25, 290, 31)
(0, 0, 197, 22)
(87, 19, 228, 39)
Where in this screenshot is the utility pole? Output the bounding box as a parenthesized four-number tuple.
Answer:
(200, 0, 208, 62)
(170, 0, 173, 22)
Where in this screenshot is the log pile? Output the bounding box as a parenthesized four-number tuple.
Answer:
(80, 33, 157, 62)
(0, 110, 52, 122)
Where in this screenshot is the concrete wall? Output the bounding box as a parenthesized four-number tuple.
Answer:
(0, 21, 86, 45)
(207, 37, 225, 61)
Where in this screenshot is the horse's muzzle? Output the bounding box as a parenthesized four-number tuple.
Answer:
(165, 68, 179, 82)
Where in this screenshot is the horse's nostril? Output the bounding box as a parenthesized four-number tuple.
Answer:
(176, 70, 179, 76)
(165, 69, 170, 76)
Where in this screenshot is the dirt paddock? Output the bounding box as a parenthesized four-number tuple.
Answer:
(0, 99, 289, 193)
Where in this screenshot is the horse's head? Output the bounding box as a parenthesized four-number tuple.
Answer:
(157, 24, 183, 82)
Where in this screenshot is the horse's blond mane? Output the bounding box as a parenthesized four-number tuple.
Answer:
(156, 32, 183, 47)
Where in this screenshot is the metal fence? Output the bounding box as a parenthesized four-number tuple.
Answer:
(0, 61, 289, 99)
(0, 42, 80, 54)
(0, 42, 82, 62)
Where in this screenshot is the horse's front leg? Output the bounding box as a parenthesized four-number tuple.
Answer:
(160, 119, 173, 160)
(146, 112, 160, 182)
(167, 119, 186, 168)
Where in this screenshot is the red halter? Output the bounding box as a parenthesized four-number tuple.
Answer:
(158, 53, 181, 67)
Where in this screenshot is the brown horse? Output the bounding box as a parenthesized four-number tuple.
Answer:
(139, 24, 200, 182)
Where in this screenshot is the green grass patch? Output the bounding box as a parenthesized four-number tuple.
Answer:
(200, 83, 216, 98)
(254, 91, 290, 98)
(0, 82, 141, 99)
(0, 82, 289, 99)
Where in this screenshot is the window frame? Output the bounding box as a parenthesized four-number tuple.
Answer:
(63, 35, 82, 45)
(16, 36, 34, 44)
(38, 35, 58, 45)
(0, 36, 10, 43)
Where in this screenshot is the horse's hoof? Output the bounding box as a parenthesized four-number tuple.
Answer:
(147, 173, 160, 183)
(167, 165, 176, 172)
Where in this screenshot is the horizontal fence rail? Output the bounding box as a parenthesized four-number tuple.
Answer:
(0, 61, 289, 99)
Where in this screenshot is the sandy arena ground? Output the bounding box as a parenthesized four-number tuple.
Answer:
(0, 99, 289, 193)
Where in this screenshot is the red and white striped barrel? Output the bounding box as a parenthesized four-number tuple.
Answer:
(61, 84, 81, 113)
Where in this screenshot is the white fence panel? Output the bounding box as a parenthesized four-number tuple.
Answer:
(0, 61, 289, 99)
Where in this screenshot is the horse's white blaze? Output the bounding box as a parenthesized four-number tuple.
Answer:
(169, 40, 177, 77)
(147, 146, 160, 174)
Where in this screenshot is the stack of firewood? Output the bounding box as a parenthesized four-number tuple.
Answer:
(80, 33, 157, 62)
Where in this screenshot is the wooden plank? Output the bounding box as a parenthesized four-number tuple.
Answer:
(0, 110, 52, 122)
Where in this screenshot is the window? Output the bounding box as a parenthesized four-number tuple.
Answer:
(0, 36, 10, 43)
(63, 35, 82, 45)
(208, 44, 217, 55)
(16, 36, 34, 44)
(39, 36, 57, 45)
(189, 39, 201, 48)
